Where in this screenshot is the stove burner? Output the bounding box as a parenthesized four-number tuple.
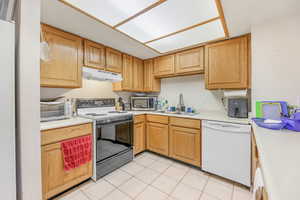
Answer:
(85, 113, 107, 116)
(108, 111, 128, 114)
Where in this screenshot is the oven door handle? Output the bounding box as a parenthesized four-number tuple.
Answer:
(97, 119, 133, 127)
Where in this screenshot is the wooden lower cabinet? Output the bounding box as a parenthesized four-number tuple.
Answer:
(134, 122, 146, 155)
(41, 123, 93, 199)
(146, 122, 169, 156)
(134, 115, 146, 155)
(42, 143, 92, 199)
(169, 126, 201, 167)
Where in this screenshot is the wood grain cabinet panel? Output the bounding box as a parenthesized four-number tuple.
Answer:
(132, 57, 144, 92)
(205, 36, 249, 89)
(154, 54, 175, 77)
(40, 24, 83, 88)
(134, 115, 146, 155)
(113, 54, 133, 91)
(147, 114, 169, 124)
(169, 117, 201, 129)
(84, 40, 106, 70)
(42, 142, 92, 200)
(41, 123, 93, 199)
(106, 47, 122, 73)
(144, 59, 161, 92)
(169, 126, 201, 167)
(146, 122, 169, 156)
(175, 47, 204, 74)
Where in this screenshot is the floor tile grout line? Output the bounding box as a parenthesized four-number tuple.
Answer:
(167, 165, 191, 199)
(132, 153, 175, 199)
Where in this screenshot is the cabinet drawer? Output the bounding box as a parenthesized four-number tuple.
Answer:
(41, 123, 93, 145)
(170, 117, 201, 129)
(147, 114, 169, 124)
(134, 115, 145, 124)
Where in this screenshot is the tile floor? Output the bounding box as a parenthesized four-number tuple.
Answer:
(55, 152, 252, 200)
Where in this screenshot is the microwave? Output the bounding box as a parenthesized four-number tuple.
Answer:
(131, 96, 157, 111)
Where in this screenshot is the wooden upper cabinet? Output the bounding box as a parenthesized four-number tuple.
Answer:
(113, 54, 133, 91)
(205, 36, 249, 89)
(122, 54, 133, 90)
(132, 57, 144, 92)
(84, 40, 105, 70)
(144, 59, 161, 92)
(40, 24, 83, 88)
(106, 47, 122, 73)
(153, 54, 175, 77)
(175, 47, 204, 74)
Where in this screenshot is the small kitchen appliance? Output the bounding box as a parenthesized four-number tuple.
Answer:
(76, 98, 133, 180)
(40, 101, 71, 122)
(131, 96, 157, 111)
(228, 98, 248, 118)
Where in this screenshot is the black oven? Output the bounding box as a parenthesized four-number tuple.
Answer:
(95, 115, 133, 179)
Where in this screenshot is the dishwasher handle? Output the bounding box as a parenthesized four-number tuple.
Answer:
(202, 121, 251, 133)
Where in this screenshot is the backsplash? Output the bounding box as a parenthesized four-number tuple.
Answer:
(159, 74, 225, 112)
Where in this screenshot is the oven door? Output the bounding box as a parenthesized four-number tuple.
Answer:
(96, 120, 133, 163)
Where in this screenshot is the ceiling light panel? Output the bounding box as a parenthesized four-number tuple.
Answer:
(117, 0, 219, 43)
(63, 0, 159, 26)
(147, 19, 225, 53)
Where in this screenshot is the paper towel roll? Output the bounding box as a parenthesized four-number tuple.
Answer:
(223, 90, 247, 98)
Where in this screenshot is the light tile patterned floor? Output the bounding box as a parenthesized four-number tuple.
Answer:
(55, 152, 252, 200)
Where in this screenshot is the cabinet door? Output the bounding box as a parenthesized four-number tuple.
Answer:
(146, 122, 169, 156)
(122, 54, 133, 90)
(132, 57, 144, 92)
(134, 122, 145, 155)
(169, 126, 201, 167)
(153, 54, 175, 77)
(42, 142, 92, 199)
(41, 24, 83, 88)
(205, 36, 249, 89)
(175, 47, 204, 74)
(84, 40, 105, 70)
(144, 59, 160, 92)
(106, 48, 122, 73)
(113, 54, 133, 91)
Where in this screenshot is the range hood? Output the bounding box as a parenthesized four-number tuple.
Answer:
(82, 67, 123, 82)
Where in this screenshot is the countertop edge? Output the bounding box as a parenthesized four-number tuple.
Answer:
(40, 117, 93, 131)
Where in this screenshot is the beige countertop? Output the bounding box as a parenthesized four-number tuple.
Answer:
(129, 110, 250, 124)
(40, 117, 93, 131)
(252, 123, 300, 200)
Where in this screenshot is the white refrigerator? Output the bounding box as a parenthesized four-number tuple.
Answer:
(0, 19, 16, 200)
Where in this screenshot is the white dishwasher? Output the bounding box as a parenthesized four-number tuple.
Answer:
(202, 120, 251, 186)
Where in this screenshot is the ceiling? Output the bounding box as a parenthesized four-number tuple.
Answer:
(41, 0, 300, 59)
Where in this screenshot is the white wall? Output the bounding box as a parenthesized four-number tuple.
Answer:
(251, 14, 300, 113)
(159, 74, 224, 111)
(15, 0, 42, 199)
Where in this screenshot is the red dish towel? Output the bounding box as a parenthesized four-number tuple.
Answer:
(61, 135, 92, 171)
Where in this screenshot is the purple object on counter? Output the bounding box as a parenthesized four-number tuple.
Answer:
(282, 111, 300, 132)
(252, 118, 286, 130)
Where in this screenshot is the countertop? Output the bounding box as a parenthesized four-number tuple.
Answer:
(129, 110, 250, 125)
(252, 123, 300, 200)
(40, 117, 93, 131)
